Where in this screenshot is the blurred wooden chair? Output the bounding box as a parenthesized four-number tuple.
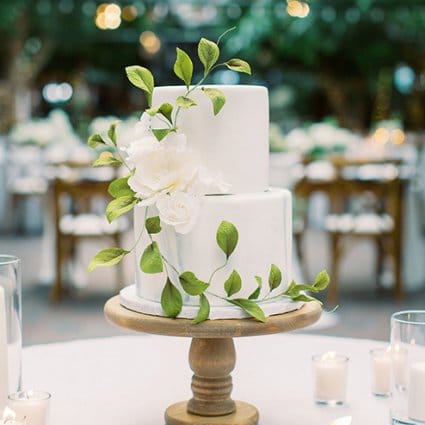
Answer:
(294, 158, 404, 304)
(51, 178, 128, 302)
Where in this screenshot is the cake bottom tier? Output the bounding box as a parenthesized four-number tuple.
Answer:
(120, 285, 302, 319)
(132, 188, 293, 318)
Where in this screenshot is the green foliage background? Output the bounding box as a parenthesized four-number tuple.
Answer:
(0, 0, 424, 130)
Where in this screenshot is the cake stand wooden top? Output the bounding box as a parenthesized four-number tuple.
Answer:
(104, 296, 321, 338)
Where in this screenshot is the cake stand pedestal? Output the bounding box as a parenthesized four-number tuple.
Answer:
(104, 296, 321, 425)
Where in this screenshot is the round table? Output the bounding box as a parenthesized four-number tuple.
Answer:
(22, 333, 390, 425)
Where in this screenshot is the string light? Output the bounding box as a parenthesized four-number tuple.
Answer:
(139, 31, 161, 54)
(373, 127, 390, 144)
(392, 129, 405, 145)
(122, 5, 138, 21)
(287, 0, 310, 18)
(95, 3, 122, 30)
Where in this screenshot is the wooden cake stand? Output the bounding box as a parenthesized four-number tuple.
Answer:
(104, 296, 321, 425)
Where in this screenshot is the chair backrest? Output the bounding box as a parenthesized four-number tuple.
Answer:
(52, 178, 113, 235)
(294, 157, 404, 221)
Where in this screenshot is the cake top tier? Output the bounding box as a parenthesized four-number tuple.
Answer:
(152, 85, 269, 194)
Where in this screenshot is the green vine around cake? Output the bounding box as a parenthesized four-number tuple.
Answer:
(86, 30, 330, 323)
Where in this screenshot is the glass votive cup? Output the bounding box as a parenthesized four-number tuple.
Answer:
(312, 352, 349, 405)
(8, 390, 51, 425)
(370, 347, 391, 397)
(390, 311, 425, 425)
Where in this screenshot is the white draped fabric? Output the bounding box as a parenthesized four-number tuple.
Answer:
(22, 334, 390, 425)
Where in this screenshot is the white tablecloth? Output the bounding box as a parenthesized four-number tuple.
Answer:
(22, 334, 390, 425)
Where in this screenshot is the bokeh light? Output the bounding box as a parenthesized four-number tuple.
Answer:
(139, 31, 161, 54)
(122, 5, 138, 21)
(42, 82, 73, 103)
(287, 1, 310, 18)
(392, 129, 405, 145)
(95, 3, 122, 30)
(373, 127, 390, 144)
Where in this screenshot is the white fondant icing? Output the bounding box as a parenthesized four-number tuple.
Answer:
(120, 285, 302, 319)
(152, 85, 269, 194)
(133, 188, 292, 314)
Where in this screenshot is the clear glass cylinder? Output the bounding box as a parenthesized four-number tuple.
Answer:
(391, 311, 425, 425)
(0, 255, 22, 411)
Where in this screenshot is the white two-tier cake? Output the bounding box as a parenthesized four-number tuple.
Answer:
(120, 85, 300, 319)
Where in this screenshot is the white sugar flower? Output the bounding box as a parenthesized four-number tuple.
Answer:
(126, 132, 199, 205)
(156, 192, 201, 234)
(188, 166, 231, 196)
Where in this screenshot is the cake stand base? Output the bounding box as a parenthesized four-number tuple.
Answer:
(165, 401, 258, 425)
(104, 296, 322, 425)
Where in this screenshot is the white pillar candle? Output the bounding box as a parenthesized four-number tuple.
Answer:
(313, 352, 349, 404)
(0, 287, 9, 412)
(8, 391, 50, 425)
(370, 348, 391, 396)
(408, 362, 425, 422)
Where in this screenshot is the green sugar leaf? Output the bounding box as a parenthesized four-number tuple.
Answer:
(140, 242, 163, 274)
(290, 283, 320, 293)
(152, 128, 173, 141)
(161, 278, 182, 318)
(145, 216, 161, 234)
(314, 270, 330, 290)
(224, 58, 252, 75)
(248, 275, 263, 300)
(248, 287, 261, 300)
(201, 88, 226, 115)
(158, 102, 173, 123)
(176, 96, 197, 109)
(284, 279, 298, 297)
(268, 264, 282, 291)
(92, 152, 122, 167)
(146, 103, 173, 124)
(179, 271, 209, 296)
(216, 220, 238, 259)
(173, 48, 193, 89)
(230, 298, 266, 322)
(192, 293, 210, 324)
(292, 294, 321, 304)
(224, 270, 242, 297)
(107, 121, 119, 146)
(198, 37, 219, 74)
(87, 134, 106, 149)
(88, 247, 129, 272)
(106, 196, 137, 223)
(108, 176, 135, 198)
(125, 65, 154, 106)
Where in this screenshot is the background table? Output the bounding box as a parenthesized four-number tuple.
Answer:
(22, 334, 390, 425)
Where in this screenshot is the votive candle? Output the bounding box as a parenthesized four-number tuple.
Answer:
(313, 352, 349, 405)
(370, 347, 391, 396)
(8, 391, 50, 425)
(408, 362, 425, 422)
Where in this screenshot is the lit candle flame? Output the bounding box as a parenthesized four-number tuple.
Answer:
(322, 351, 337, 360)
(2, 407, 16, 421)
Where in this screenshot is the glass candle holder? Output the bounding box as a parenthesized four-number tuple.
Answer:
(8, 391, 51, 425)
(390, 311, 425, 425)
(370, 347, 391, 397)
(312, 352, 349, 405)
(0, 256, 22, 411)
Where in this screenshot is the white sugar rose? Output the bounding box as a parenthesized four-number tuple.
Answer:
(156, 192, 201, 234)
(126, 132, 199, 205)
